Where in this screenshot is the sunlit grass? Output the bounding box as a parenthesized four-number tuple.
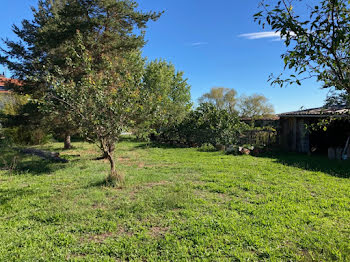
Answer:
(0, 139, 349, 261)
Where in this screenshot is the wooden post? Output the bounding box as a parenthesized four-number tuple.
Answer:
(336, 147, 343, 160)
(328, 147, 335, 160)
(291, 118, 297, 152)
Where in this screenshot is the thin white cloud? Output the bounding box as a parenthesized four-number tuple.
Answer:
(238, 31, 282, 40)
(239, 31, 297, 41)
(190, 42, 208, 46)
(271, 37, 283, 42)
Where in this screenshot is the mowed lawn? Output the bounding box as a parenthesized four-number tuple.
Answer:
(0, 138, 350, 261)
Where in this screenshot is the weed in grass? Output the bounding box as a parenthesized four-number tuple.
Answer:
(106, 170, 125, 188)
(198, 143, 217, 152)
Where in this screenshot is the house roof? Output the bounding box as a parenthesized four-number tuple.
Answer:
(279, 105, 350, 118)
(0, 76, 22, 93)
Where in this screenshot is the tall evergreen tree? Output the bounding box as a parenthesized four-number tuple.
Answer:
(1, 0, 162, 183)
(1, 0, 161, 146)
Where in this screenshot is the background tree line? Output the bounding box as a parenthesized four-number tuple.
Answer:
(0, 0, 278, 185)
(198, 87, 275, 119)
(151, 87, 277, 150)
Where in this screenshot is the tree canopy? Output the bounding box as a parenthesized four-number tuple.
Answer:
(47, 35, 146, 183)
(255, 0, 350, 101)
(139, 59, 192, 133)
(198, 87, 237, 113)
(238, 94, 275, 119)
(0, 0, 162, 184)
(1, 0, 161, 94)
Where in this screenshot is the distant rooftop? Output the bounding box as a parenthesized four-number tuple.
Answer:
(279, 105, 350, 118)
(0, 76, 22, 93)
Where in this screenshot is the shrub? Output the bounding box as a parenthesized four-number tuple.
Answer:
(1, 100, 51, 145)
(4, 126, 51, 145)
(0, 124, 6, 148)
(155, 103, 249, 147)
(198, 143, 217, 152)
(240, 127, 278, 147)
(225, 145, 240, 155)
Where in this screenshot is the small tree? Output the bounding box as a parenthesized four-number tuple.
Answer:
(44, 111, 78, 150)
(198, 87, 237, 113)
(47, 37, 145, 184)
(238, 94, 275, 119)
(136, 59, 192, 138)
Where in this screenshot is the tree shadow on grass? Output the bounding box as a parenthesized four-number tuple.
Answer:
(0, 187, 36, 206)
(14, 159, 67, 175)
(258, 152, 350, 178)
(0, 147, 68, 176)
(88, 178, 109, 188)
(1, 154, 67, 176)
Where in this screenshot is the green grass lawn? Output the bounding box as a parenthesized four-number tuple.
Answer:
(1, 138, 350, 261)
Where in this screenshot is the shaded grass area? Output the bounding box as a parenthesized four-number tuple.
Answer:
(261, 152, 350, 178)
(0, 140, 349, 261)
(0, 145, 66, 175)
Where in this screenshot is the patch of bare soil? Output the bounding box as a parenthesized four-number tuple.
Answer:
(117, 153, 172, 169)
(300, 249, 314, 262)
(148, 226, 170, 238)
(88, 232, 114, 243)
(84, 226, 133, 243)
(117, 156, 142, 167)
(117, 156, 150, 169)
(129, 181, 169, 200)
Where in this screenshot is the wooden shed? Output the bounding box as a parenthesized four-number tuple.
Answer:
(279, 106, 350, 154)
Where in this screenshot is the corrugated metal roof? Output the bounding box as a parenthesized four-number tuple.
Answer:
(279, 105, 350, 118)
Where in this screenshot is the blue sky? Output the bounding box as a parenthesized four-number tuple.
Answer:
(0, 0, 329, 113)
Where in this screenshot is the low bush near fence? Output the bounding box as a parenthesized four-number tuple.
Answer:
(154, 103, 249, 147)
(240, 127, 278, 147)
(152, 103, 278, 153)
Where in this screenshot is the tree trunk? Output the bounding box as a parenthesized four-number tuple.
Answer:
(107, 153, 116, 175)
(96, 142, 115, 160)
(95, 151, 108, 160)
(104, 142, 124, 186)
(64, 134, 72, 150)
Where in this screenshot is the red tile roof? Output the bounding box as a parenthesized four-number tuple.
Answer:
(0, 77, 22, 93)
